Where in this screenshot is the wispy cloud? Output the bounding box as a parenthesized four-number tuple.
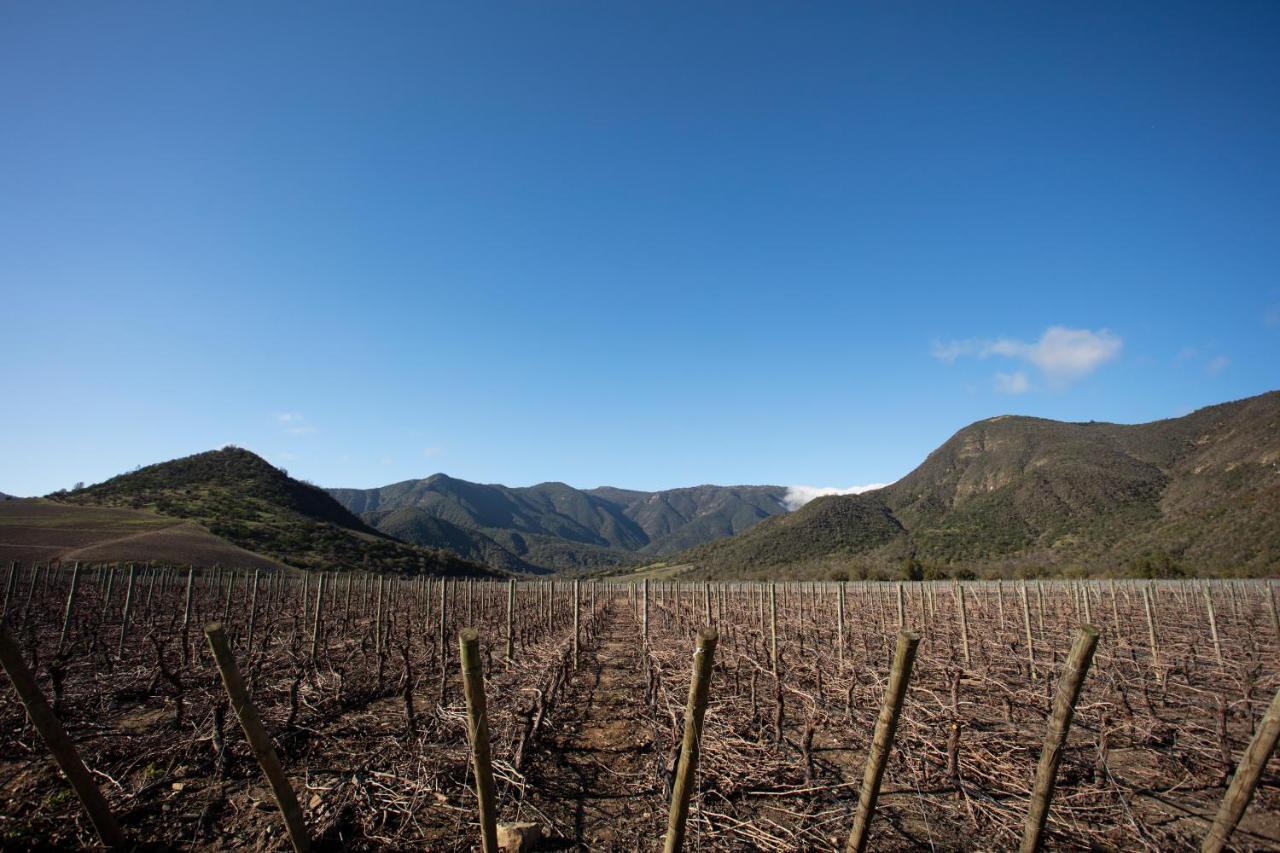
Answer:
(994, 370, 1031, 394)
(933, 326, 1122, 390)
(1205, 355, 1230, 376)
(1265, 304, 1280, 329)
(274, 412, 317, 436)
(423, 447, 443, 457)
(783, 483, 889, 511)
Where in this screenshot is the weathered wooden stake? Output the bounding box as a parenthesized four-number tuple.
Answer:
(572, 579, 581, 669)
(505, 578, 516, 661)
(643, 578, 650, 642)
(1142, 585, 1161, 677)
(1019, 625, 1100, 853)
(837, 582, 846, 667)
(1, 561, 18, 621)
(957, 584, 971, 667)
(663, 627, 718, 853)
(204, 623, 309, 852)
(117, 563, 137, 658)
(1020, 582, 1037, 679)
(1202, 582, 1224, 667)
(246, 569, 261, 652)
(310, 572, 326, 663)
(846, 630, 921, 853)
(57, 562, 82, 655)
(769, 582, 779, 676)
(458, 628, 499, 853)
(1202, 684, 1280, 853)
(0, 622, 124, 848)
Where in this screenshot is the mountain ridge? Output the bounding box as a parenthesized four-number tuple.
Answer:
(328, 477, 789, 572)
(678, 391, 1280, 578)
(50, 448, 496, 576)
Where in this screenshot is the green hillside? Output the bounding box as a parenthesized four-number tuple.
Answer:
(329, 476, 788, 572)
(680, 391, 1280, 579)
(53, 448, 495, 576)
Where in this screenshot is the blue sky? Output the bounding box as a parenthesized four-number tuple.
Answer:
(2, 3, 1278, 498)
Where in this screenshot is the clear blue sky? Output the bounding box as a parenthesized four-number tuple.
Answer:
(3, 3, 1278, 497)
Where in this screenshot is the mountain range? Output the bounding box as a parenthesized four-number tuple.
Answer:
(328, 477, 788, 573)
(679, 391, 1280, 578)
(34, 448, 496, 576)
(3, 390, 1275, 578)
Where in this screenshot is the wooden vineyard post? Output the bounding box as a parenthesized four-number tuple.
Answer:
(896, 582, 905, 630)
(643, 579, 650, 643)
(837, 582, 846, 667)
(374, 576, 384, 657)
(573, 579, 581, 669)
(458, 628, 499, 853)
(1202, 582, 1224, 668)
(1142, 585, 1161, 679)
(116, 562, 137, 658)
(1268, 583, 1279, 641)
(769, 582, 778, 676)
(57, 562, 82, 655)
(663, 627, 718, 853)
(1019, 625, 1100, 853)
(506, 578, 516, 661)
(846, 629, 921, 853)
(0, 621, 124, 849)
(310, 572, 326, 663)
(1, 561, 17, 621)
(957, 584, 971, 667)
(246, 569, 261, 652)
(1020, 582, 1036, 679)
(1202, 684, 1280, 853)
(204, 623, 310, 852)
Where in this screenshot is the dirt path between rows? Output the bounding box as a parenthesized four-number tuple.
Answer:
(522, 604, 661, 850)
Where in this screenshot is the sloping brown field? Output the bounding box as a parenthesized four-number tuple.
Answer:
(0, 499, 284, 570)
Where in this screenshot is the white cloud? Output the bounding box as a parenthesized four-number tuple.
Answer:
(423, 447, 443, 457)
(1205, 355, 1230, 375)
(933, 326, 1122, 390)
(994, 370, 1031, 394)
(783, 483, 889, 511)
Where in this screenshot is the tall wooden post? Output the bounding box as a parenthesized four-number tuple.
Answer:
(1019, 625, 1100, 853)
(57, 562, 82, 655)
(458, 628, 499, 853)
(0, 622, 124, 849)
(572, 579, 581, 669)
(846, 630, 921, 853)
(663, 627, 718, 853)
(1202, 582, 1224, 667)
(643, 579, 650, 642)
(505, 579, 516, 661)
(310, 572, 326, 663)
(204, 623, 310, 852)
(1202, 684, 1280, 853)
(769, 582, 779, 676)
(117, 563, 137, 658)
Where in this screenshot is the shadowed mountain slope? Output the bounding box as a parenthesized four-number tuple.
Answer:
(329, 477, 789, 572)
(680, 391, 1280, 578)
(51, 448, 495, 575)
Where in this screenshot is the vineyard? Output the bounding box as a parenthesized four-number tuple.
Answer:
(1, 563, 1279, 851)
